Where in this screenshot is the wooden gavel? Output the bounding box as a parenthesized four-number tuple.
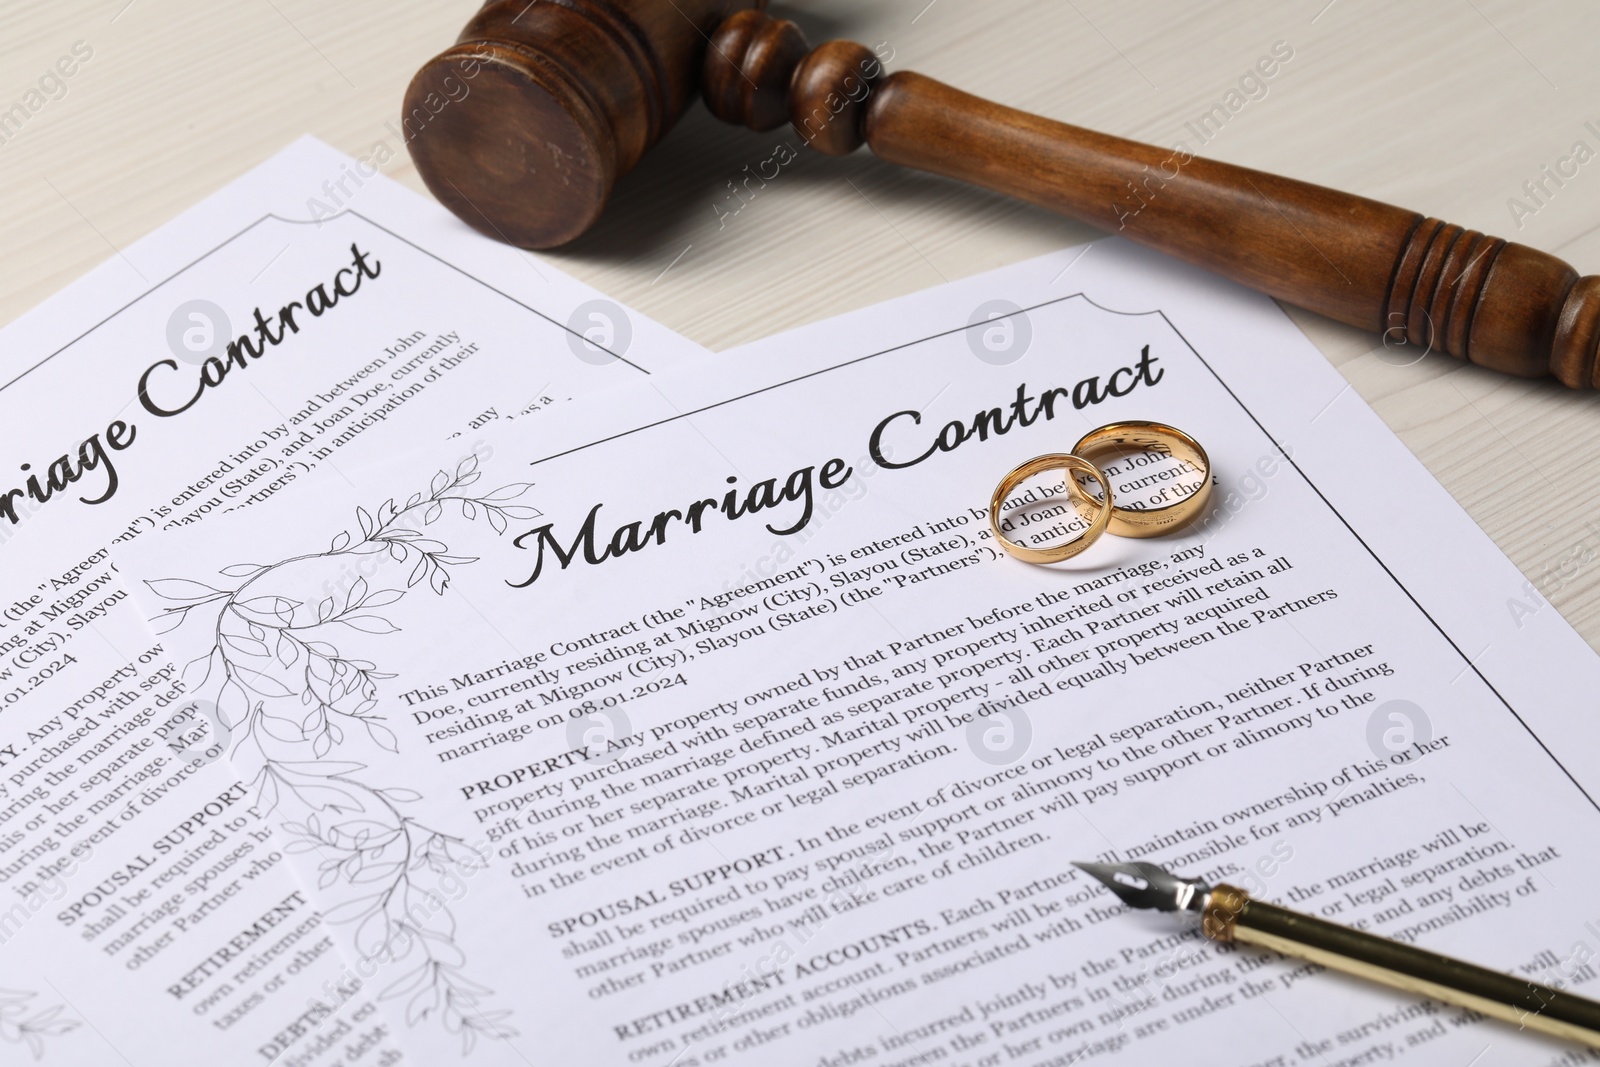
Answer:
(406, 0, 1600, 388)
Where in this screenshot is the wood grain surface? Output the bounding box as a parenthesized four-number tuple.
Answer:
(1, 0, 1596, 644)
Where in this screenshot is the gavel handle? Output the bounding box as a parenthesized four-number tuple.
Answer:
(861, 73, 1599, 387)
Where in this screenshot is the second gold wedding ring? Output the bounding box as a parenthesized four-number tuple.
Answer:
(989, 454, 1113, 564)
(1071, 421, 1212, 538)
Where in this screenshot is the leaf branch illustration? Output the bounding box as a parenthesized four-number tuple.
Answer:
(141, 455, 535, 1050)
(275, 761, 513, 1051)
(0, 990, 79, 1061)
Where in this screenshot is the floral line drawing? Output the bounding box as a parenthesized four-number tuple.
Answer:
(0, 990, 79, 1061)
(145, 454, 534, 1052)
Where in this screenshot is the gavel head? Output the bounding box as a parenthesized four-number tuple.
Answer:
(405, 0, 884, 249)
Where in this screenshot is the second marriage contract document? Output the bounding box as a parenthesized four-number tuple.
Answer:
(0, 137, 703, 1066)
(122, 241, 1600, 1067)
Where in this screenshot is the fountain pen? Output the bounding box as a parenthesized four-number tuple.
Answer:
(1075, 861, 1600, 1050)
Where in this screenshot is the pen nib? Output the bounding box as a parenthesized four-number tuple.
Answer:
(1073, 861, 1210, 913)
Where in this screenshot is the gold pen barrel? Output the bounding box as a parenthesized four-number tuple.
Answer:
(1203, 885, 1600, 1050)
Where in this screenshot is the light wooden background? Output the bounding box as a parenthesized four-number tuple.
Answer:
(3, 0, 1598, 644)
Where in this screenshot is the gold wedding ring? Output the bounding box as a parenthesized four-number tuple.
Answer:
(989, 454, 1113, 564)
(1070, 421, 1212, 538)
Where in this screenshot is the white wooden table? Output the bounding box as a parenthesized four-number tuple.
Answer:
(3, 0, 1596, 639)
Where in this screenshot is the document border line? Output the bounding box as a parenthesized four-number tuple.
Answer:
(0, 209, 644, 395)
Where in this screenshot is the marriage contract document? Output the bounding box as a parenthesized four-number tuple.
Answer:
(124, 241, 1600, 1067)
(0, 137, 703, 1064)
